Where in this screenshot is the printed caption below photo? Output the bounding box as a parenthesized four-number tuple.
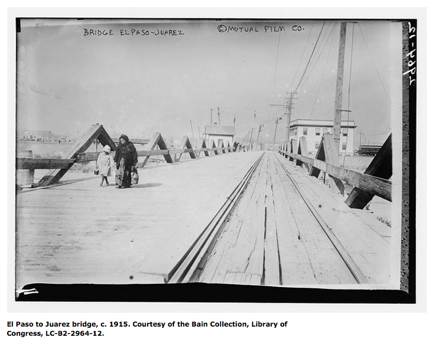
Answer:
(6, 320, 290, 338)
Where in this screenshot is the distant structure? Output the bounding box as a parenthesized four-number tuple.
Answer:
(21, 130, 54, 141)
(204, 125, 236, 147)
(288, 119, 356, 155)
(357, 144, 382, 156)
(19, 130, 75, 142)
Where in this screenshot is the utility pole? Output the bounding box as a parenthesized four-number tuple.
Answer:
(198, 126, 201, 139)
(210, 108, 214, 125)
(217, 107, 221, 125)
(248, 128, 254, 151)
(333, 22, 347, 150)
(256, 124, 263, 150)
(272, 117, 282, 151)
(270, 91, 297, 142)
(285, 91, 297, 142)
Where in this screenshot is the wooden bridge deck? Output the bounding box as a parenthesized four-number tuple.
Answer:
(15, 151, 393, 291)
(196, 152, 392, 286)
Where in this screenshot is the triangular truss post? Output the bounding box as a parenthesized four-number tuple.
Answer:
(296, 137, 311, 172)
(140, 132, 174, 168)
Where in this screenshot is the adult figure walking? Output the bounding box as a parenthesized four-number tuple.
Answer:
(114, 134, 138, 189)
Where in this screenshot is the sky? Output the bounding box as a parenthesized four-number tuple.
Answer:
(16, 18, 402, 146)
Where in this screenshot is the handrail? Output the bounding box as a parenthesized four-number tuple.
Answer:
(17, 147, 237, 168)
(278, 148, 391, 202)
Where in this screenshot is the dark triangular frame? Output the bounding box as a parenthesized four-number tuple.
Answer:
(35, 124, 117, 187)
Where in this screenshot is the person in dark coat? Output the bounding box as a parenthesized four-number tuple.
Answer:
(114, 134, 138, 188)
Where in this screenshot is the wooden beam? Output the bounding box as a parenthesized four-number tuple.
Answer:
(309, 137, 326, 178)
(309, 134, 345, 196)
(280, 149, 391, 201)
(36, 124, 110, 186)
(296, 137, 311, 172)
(97, 128, 117, 151)
(345, 134, 392, 208)
(209, 140, 218, 155)
(199, 139, 210, 157)
(140, 132, 174, 167)
(291, 139, 297, 164)
(218, 139, 225, 154)
(112, 138, 149, 145)
(17, 151, 35, 185)
(180, 136, 197, 159)
(17, 158, 75, 170)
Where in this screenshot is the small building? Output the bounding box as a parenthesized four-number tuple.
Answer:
(204, 125, 236, 147)
(22, 130, 54, 142)
(288, 119, 357, 155)
(357, 144, 382, 156)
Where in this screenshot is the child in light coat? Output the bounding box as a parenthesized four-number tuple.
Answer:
(96, 145, 115, 186)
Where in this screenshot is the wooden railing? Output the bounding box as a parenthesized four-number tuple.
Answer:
(278, 134, 392, 209)
(16, 124, 239, 187)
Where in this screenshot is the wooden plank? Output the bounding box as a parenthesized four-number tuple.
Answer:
(263, 155, 281, 286)
(278, 151, 391, 202)
(199, 139, 210, 157)
(308, 137, 324, 178)
(326, 163, 391, 201)
(77, 149, 195, 162)
(223, 272, 261, 285)
(208, 140, 218, 155)
(35, 124, 115, 186)
(112, 138, 149, 145)
(321, 134, 345, 196)
(350, 209, 392, 242)
(213, 154, 267, 280)
(218, 139, 225, 154)
(16, 151, 263, 289)
(140, 132, 174, 167)
(270, 158, 319, 285)
(290, 139, 297, 164)
(180, 136, 197, 159)
(17, 151, 35, 186)
(274, 155, 359, 284)
(345, 134, 392, 208)
(169, 154, 263, 283)
(17, 158, 75, 170)
(197, 154, 266, 283)
(285, 162, 391, 283)
(296, 137, 311, 172)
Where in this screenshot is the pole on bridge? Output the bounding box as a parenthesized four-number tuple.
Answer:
(333, 22, 347, 150)
(256, 124, 263, 150)
(272, 117, 282, 151)
(248, 128, 254, 151)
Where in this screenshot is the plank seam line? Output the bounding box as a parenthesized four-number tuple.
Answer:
(274, 152, 368, 284)
(167, 153, 265, 284)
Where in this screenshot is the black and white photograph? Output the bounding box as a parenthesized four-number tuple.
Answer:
(13, 15, 415, 303)
(2, 5, 432, 360)
(4, 4, 430, 362)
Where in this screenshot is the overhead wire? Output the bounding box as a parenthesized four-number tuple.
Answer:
(308, 23, 337, 120)
(357, 23, 391, 104)
(288, 23, 313, 91)
(300, 22, 337, 89)
(293, 22, 326, 94)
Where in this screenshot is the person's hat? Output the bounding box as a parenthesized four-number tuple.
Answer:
(103, 145, 111, 152)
